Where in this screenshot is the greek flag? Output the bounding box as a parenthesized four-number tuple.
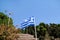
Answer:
(21, 16, 35, 28)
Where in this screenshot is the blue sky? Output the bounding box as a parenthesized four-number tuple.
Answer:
(0, 0, 60, 28)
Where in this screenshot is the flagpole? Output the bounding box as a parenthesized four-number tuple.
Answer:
(34, 17, 37, 40)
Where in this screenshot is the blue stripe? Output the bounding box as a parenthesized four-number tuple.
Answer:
(21, 19, 33, 26)
(21, 17, 34, 27)
(21, 21, 28, 25)
(21, 22, 34, 26)
(21, 23, 34, 27)
(21, 18, 31, 25)
(21, 22, 28, 26)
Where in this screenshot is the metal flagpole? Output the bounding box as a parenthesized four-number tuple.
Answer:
(33, 17, 37, 40)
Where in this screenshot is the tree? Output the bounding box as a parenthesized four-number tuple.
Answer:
(37, 23, 47, 40)
(0, 12, 13, 26)
(0, 12, 21, 40)
(23, 23, 47, 40)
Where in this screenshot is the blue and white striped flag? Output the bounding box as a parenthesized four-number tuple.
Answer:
(21, 16, 35, 28)
(21, 16, 37, 39)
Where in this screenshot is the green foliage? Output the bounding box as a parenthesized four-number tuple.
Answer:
(0, 12, 13, 26)
(22, 23, 47, 40)
(0, 12, 22, 40)
(22, 23, 60, 40)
